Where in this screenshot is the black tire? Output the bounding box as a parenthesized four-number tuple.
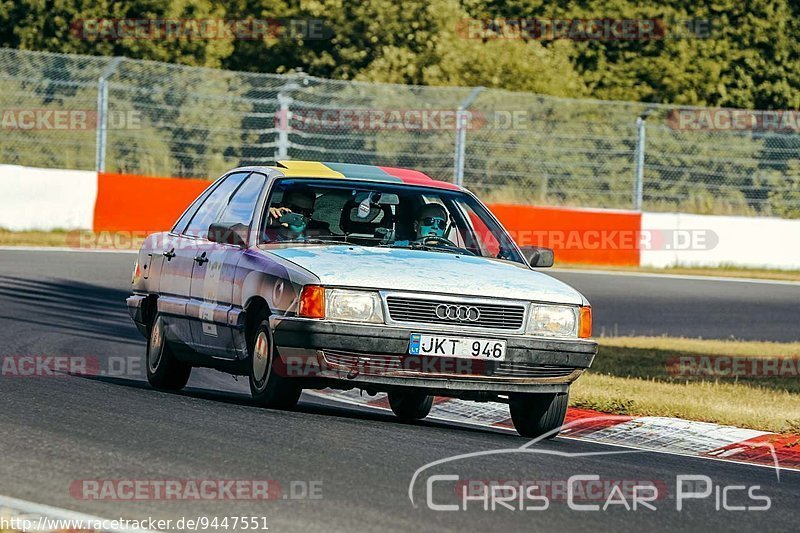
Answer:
(388, 391, 434, 421)
(146, 314, 192, 391)
(509, 392, 569, 439)
(248, 311, 301, 409)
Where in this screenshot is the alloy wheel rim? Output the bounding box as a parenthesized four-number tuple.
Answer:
(253, 331, 271, 387)
(148, 320, 163, 372)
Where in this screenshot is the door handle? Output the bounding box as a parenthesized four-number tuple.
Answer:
(163, 248, 176, 260)
(194, 253, 209, 265)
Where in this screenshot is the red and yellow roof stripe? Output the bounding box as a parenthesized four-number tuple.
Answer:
(271, 160, 460, 190)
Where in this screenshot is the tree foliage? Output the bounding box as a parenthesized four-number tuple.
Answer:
(1, 0, 798, 107)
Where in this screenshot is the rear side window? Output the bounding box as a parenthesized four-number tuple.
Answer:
(218, 173, 266, 227)
(172, 182, 217, 234)
(184, 172, 249, 238)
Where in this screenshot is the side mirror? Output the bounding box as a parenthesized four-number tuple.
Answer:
(208, 222, 248, 247)
(520, 246, 554, 268)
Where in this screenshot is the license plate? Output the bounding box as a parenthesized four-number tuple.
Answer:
(408, 333, 506, 361)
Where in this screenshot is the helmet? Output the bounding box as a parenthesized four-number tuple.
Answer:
(283, 188, 315, 217)
(279, 212, 308, 239)
(416, 203, 448, 239)
(278, 188, 315, 239)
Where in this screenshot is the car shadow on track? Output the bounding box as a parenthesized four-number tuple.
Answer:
(77, 373, 516, 438)
(0, 275, 140, 345)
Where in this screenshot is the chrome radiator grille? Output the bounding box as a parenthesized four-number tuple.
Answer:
(385, 296, 525, 330)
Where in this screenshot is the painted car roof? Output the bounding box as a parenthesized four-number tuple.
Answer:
(267, 160, 462, 191)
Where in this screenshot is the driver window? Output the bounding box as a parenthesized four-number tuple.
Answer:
(218, 173, 266, 227)
(184, 172, 249, 239)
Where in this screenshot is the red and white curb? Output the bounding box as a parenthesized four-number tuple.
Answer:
(307, 389, 800, 472)
(0, 494, 158, 533)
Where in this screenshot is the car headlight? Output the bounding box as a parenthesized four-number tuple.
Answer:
(325, 289, 385, 323)
(526, 304, 579, 338)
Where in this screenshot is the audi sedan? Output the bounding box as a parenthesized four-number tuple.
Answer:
(127, 160, 597, 437)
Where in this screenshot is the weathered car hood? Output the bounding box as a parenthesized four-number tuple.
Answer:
(262, 245, 585, 305)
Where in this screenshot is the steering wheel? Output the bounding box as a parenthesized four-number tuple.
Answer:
(414, 235, 458, 247)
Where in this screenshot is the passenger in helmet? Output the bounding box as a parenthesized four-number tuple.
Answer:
(267, 188, 316, 240)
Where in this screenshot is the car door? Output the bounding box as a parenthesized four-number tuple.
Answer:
(155, 232, 198, 347)
(185, 172, 266, 357)
(159, 172, 250, 350)
(153, 182, 219, 321)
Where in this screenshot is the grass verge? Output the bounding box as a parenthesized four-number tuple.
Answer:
(0, 228, 71, 247)
(572, 336, 800, 433)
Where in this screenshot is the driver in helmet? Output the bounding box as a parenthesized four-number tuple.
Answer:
(414, 203, 448, 240)
(392, 203, 449, 246)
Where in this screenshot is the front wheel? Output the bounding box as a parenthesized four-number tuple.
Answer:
(388, 391, 434, 421)
(146, 314, 192, 391)
(509, 391, 569, 438)
(248, 312, 301, 409)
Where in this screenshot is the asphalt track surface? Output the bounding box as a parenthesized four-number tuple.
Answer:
(0, 249, 797, 532)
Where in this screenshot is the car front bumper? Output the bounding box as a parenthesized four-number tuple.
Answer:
(270, 316, 597, 394)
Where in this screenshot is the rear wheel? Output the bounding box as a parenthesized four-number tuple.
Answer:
(509, 391, 569, 438)
(388, 391, 434, 421)
(248, 311, 301, 409)
(146, 314, 192, 391)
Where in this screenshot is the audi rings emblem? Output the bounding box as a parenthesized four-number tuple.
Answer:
(435, 304, 481, 322)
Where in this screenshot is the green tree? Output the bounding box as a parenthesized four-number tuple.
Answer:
(0, 0, 233, 67)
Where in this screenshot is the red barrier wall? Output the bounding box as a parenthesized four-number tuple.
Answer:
(94, 172, 210, 232)
(488, 204, 642, 266)
(92, 173, 641, 265)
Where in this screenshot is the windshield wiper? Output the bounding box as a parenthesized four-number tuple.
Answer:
(381, 243, 475, 256)
(277, 238, 350, 245)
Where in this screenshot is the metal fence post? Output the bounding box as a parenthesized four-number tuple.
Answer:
(633, 115, 647, 210)
(453, 87, 485, 187)
(276, 92, 292, 160)
(95, 56, 123, 172)
(275, 76, 302, 161)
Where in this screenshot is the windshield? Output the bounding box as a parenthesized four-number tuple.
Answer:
(259, 178, 525, 264)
